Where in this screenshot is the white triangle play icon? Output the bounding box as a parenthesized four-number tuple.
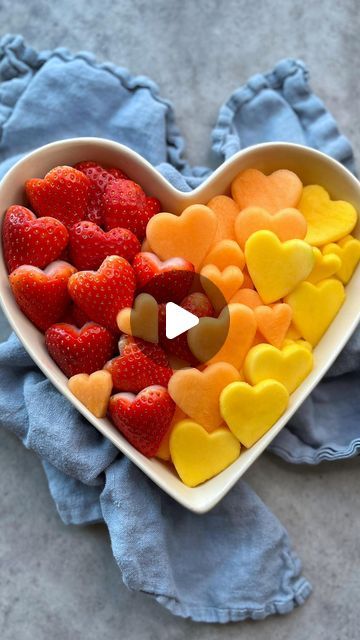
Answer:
(165, 302, 199, 339)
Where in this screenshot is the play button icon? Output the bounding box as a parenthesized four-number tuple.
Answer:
(165, 302, 199, 339)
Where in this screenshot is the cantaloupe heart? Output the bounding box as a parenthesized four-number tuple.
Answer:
(285, 279, 345, 346)
(231, 168, 303, 213)
(254, 303, 292, 349)
(220, 379, 289, 447)
(235, 206, 307, 249)
(245, 230, 314, 304)
(200, 264, 244, 312)
(299, 185, 357, 246)
(323, 235, 360, 284)
(169, 419, 241, 487)
(68, 370, 113, 418)
(202, 239, 245, 270)
(117, 293, 159, 343)
(244, 342, 314, 393)
(206, 195, 239, 243)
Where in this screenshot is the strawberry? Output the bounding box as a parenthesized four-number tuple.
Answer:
(2, 205, 69, 273)
(145, 196, 161, 219)
(132, 252, 195, 303)
(69, 221, 140, 271)
(158, 292, 215, 364)
(9, 261, 76, 332)
(45, 322, 116, 378)
(103, 179, 149, 240)
(68, 255, 136, 332)
(108, 385, 175, 457)
(74, 161, 127, 225)
(104, 335, 172, 393)
(107, 166, 128, 180)
(61, 303, 91, 328)
(25, 166, 91, 229)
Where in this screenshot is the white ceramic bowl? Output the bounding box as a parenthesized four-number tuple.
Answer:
(1, 138, 360, 513)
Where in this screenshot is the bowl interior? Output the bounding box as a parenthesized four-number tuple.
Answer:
(0, 138, 359, 513)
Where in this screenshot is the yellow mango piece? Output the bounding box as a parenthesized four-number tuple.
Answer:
(168, 362, 241, 432)
(299, 185, 357, 246)
(323, 235, 360, 284)
(283, 338, 313, 352)
(244, 342, 313, 393)
(200, 264, 244, 312)
(220, 379, 289, 447)
(202, 239, 245, 270)
(170, 420, 240, 487)
(245, 230, 314, 304)
(285, 279, 345, 346)
(117, 293, 158, 343)
(68, 370, 113, 418)
(306, 247, 341, 284)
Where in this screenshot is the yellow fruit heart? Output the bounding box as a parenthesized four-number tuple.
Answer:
(168, 362, 241, 431)
(244, 342, 313, 393)
(245, 230, 314, 304)
(323, 235, 360, 284)
(299, 185, 357, 246)
(200, 264, 244, 312)
(169, 420, 241, 487)
(117, 293, 159, 343)
(146, 204, 218, 270)
(306, 247, 342, 284)
(285, 279, 345, 346)
(68, 370, 113, 418)
(220, 379, 289, 447)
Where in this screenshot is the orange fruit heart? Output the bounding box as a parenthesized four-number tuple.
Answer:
(207, 195, 239, 242)
(229, 288, 263, 308)
(231, 169, 303, 213)
(235, 206, 307, 249)
(202, 239, 245, 270)
(200, 264, 244, 312)
(254, 303, 292, 349)
(68, 370, 113, 418)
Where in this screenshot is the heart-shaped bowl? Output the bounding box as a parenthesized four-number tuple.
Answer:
(1, 138, 360, 513)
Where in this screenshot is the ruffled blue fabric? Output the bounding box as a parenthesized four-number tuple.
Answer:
(0, 33, 358, 623)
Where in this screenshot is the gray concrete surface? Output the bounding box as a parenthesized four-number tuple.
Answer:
(0, 1, 359, 638)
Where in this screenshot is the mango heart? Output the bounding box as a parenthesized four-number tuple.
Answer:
(169, 420, 241, 487)
(220, 379, 289, 447)
(187, 303, 257, 368)
(146, 204, 217, 270)
(207, 195, 239, 243)
(200, 264, 244, 312)
(231, 168, 303, 213)
(244, 342, 313, 393)
(168, 362, 241, 431)
(117, 293, 159, 343)
(245, 230, 314, 304)
(235, 206, 307, 249)
(323, 235, 360, 284)
(306, 247, 341, 284)
(299, 185, 357, 246)
(68, 370, 113, 418)
(202, 240, 245, 270)
(285, 279, 345, 346)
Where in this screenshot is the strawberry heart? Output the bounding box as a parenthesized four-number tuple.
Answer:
(25, 166, 92, 229)
(45, 322, 117, 377)
(68, 255, 136, 332)
(2, 205, 69, 273)
(74, 161, 129, 226)
(103, 179, 158, 240)
(108, 385, 175, 457)
(104, 335, 172, 393)
(69, 221, 141, 271)
(132, 252, 195, 303)
(9, 261, 76, 332)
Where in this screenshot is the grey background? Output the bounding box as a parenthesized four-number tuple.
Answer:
(0, 1, 359, 638)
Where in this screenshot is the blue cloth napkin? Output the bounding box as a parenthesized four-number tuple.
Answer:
(0, 34, 358, 623)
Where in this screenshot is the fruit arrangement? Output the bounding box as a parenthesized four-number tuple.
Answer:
(2, 160, 360, 488)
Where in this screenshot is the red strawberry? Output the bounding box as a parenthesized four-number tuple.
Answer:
(25, 166, 91, 229)
(2, 205, 69, 273)
(145, 196, 161, 218)
(9, 261, 76, 332)
(74, 161, 125, 225)
(108, 385, 175, 457)
(132, 252, 194, 303)
(107, 166, 128, 180)
(103, 179, 149, 239)
(61, 303, 91, 328)
(45, 322, 116, 377)
(158, 292, 215, 364)
(68, 255, 136, 332)
(104, 335, 172, 393)
(69, 221, 140, 271)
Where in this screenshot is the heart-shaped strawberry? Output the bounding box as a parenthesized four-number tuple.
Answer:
(74, 161, 128, 226)
(61, 303, 91, 328)
(9, 261, 76, 332)
(108, 385, 175, 457)
(45, 322, 117, 377)
(158, 292, 215, 364)
(104, 335, 172, 393)
(68, 255, 136, 332)
(69, 221, 141, 271)
(25, 166, 91, 229)
(103, 180, 160, 240)
(132, 252, 195, 303)
(2, 205, 69, 273)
